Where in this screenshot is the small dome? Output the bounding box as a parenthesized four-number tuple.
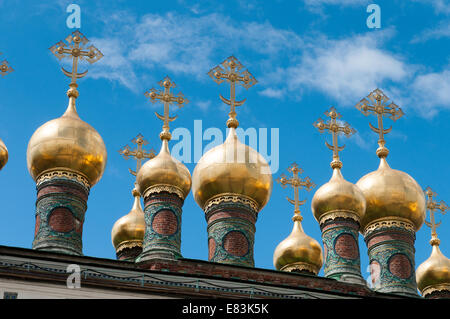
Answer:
(312, 168, 366, 223)
(416, 241, 450, 296)
(27, 98, 106, 186)
(137, 139, 191, 199)
(192, 127, 272, 211)
(0, 138, 8, 170)
(111, 188, 146, 253)
(356, 158, 426, 231)
(273, 218, 323, 274)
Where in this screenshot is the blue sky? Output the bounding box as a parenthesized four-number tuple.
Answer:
(0, 0, 449, 280)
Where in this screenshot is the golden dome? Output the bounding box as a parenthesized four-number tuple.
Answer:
(356, 157, 426, 231)
(27, 97, 107, 186)
(273, 217, 323, 274)
(311, 168, 366, 223)
(0, 138, 8, 170)
(416, 240, 450, 296)
(136, 139, 191, 199)
(111, 187, 146, 253)
(192, 127, 272, 211)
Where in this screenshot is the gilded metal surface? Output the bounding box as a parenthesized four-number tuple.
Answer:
(273, 220, 323, 274)
(357, 158, 426, 231)
(137, 139, 191, 199)
(280, 261, 320, 274)
(203, 193, 259, 212)
(138, 77, 191, 200)
(192, 127, 272, 211)
(422, 284, 450, 298)
(143, 184, 185, 201)
(27, 96, 107, 187)
(313, 107, 355, 169)
(144, 76, 188, 141)
(355, 88, 404, 158)
(207, 56, 257, 128)
(318, 209, 361, 226)
(49, 30, 103, 86)
(362, 217, 415, 237)
(277, 163, 315, 216)
(416, 188, 450, 296)
(0, 53, 13, 76)
(111, 188, 146, 253)
(0, 138, 8, 170)
(274, 163, 322, 274)
(312, 168, 366, 224)
(119, 134, 155, 176)
(27, 31, 106, 187)
(116, 240, 143, 253)
(36, 168, 90, 189)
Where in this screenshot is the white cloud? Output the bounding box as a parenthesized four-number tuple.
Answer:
(259, 88, 285, 99)
(283, 31, 411, 106)
(409, 69, 450, 116)
(411, 22, 450, 43)
(416, 0, 450, 15)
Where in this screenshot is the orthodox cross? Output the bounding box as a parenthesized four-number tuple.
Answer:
(424, 187, 449, 244)
(313, 107, 356, 169)
(276, 163, 315, 221)
(49, 30, 103, 89)
(0, 53, 13, 76)
(144, 76, 188, 141)
(208, 56, 257, 128)
(355, 88, 404, 158)
(119, 134, 155, 177)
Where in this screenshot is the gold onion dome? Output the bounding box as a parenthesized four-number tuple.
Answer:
(356, 157, 425, 231)
(273, 216, 323, 274)
(111, 187, 146, 253)
(27, 89, 107, 186)
(0, 138, 8, 170)
(312, 168, 366, 223)
(192, 127, 272, 211)
(354, 89, 425, 232)
(136, 138, 191, 199)
(416, 238, 450, 296)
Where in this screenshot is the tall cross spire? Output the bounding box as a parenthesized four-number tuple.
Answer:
(313, 107, 356, 169)
(0, 53, 13, 76)
(355, 88, 404, 159)
(208, 56, 257, 128)
(144, 76, 188, 141)
(276, 163, 315, 221)
(119, 134, 156, 177)
(424, 187, 449, 246)
(49, 30, 103, 98)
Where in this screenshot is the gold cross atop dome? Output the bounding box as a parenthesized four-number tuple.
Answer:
(355, 88, 404, 159)
(424, 187, 449, 246)
(313, 107, 356, 169)
(0, 53, 13, 76)
(49, 30, 103, 98)
(276, 163, 315, 221)
(208, 56, 257, 128)
(144, 76, 189, 141)
(119, 134, 156, 177)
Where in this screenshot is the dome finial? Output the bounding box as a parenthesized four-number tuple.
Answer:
(207, 56, 257, 128)
(0, 52, 14, 76)
(313, 106, 356, 169)
(49, 31, 103, 118)
(144, 76, 189, 141)
(424, 187, 449, 246)
(355, 88, 404, 159)
(0, 53, 13, 171)
(118, 133, 156, 177)
(276, 163, 315, 219)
